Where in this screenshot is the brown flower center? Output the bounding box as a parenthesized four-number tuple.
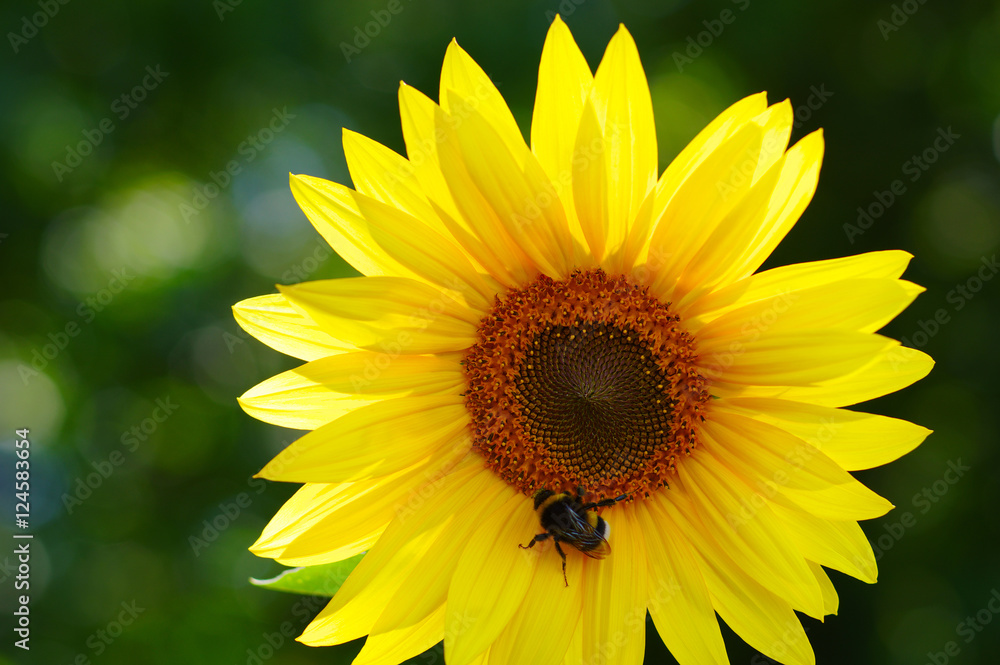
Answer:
(463, 269, 708, 502)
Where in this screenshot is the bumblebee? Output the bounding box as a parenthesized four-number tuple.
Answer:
(519, 487, 628, 586)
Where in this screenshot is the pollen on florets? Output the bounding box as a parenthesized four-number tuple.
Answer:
(463, 269, 709, 502)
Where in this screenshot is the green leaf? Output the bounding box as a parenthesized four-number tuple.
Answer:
(250, 552, 365, 597)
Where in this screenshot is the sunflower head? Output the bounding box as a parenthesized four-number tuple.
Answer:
(236, 15, 932, 665)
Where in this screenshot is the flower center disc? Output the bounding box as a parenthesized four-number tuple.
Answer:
(464, 269, 709, 501)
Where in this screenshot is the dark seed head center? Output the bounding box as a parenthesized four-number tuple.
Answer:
(464, 269, 708, 501)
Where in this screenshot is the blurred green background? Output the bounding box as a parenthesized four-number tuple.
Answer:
(1, 0, 998, 663)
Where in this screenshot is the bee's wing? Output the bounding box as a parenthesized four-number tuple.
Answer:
(580, 535, 611, 559)
(559, 510, 612, 558)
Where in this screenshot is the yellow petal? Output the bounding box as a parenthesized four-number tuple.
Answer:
(684, 249, 913, 321)
(590, 25, 657, 266)
(561, 620, 583, 665)
(258, 395, 469, 483)
(572, 97, 610, 262)
(698, 331, 897, 387)
(488, 536, 583, 665)
(447, 92, 574, 278)
(623, 92, 768, 268)
(809, 562, 839, 617)
(704, 412, 894, 521)
(298, 456, 483, 646)
(728, 344, 934, 407)
(751, 99, 793, 183)
(531, 15, 593, 256)
(251, 443, 469, 566)
(639, 499, 729, 665)
(695, 279, 924, 340)
(289, 172, 409, 278)
(239, 352, 462, 430)
(292, 174, 494, 312)
(279, 276, 479, 355)
(725, 130, 825, 284)
(354, 604, 446, 665)
(341, 128, 449, 239)
(435, 103, 539, 284)
(580, 504, 647, 665)
(356, 473, 513, 665)
(658, 481, 815, 665)
(646, 121, 765, 298)
(440, 39, 526, 161)
(445, 493, 540, 665)
(769, 501, 878, 584)
(676, 123, 817, 305)
(678, 451, 824, 617)
(721, 397, 932, 470)
(233, 293, 353, 361)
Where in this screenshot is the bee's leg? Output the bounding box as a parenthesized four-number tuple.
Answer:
(519, 532, 550, 550)
(554, 540, 569, 587)
(582, 494, 629, 511)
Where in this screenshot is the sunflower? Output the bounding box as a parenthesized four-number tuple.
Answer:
(235, 16, 933, 665)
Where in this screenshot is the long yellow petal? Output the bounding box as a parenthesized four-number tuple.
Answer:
(298, 455, 483, 646)
(440, 39, 526, 162)
(289, 172, 410, 279)
(809, 562, 840, 617)
(488, 536, 583, 665)
(769, 501, 878, 584)
(580, 504, 647, 665)
(341, 128, 449, 238)
(724, 344, 934, 407)
(397, 83, 522, 288)
(572, 97, 610, 262)
(291, 174, 494, 311)
(590, 25, 657, 267)
(356, 473, 513, 665)
(704, 412, 894, 521)
(660, 478, 816, 665)
(721, 397, 932, 470)
(646, 121, 765, 299)
(233, 293, 353, 361)
(694, 279, 924, 340)
(279, 276, 479, 355)
(447, 93, 574, 278)
(435, 103, 539, 284)
(445, 493, 540, 665)
(678, 450, 824, 617)
(239, 352, 462, 430)
(531, 15, 593, 258)
(252, 443, 470, 566)
(684, 249, 913, 321)
(698, 331, 897, 387)
(639, 499, 729, 665)
(258, 395, 469, 483)
(623, 92, 768, 268)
